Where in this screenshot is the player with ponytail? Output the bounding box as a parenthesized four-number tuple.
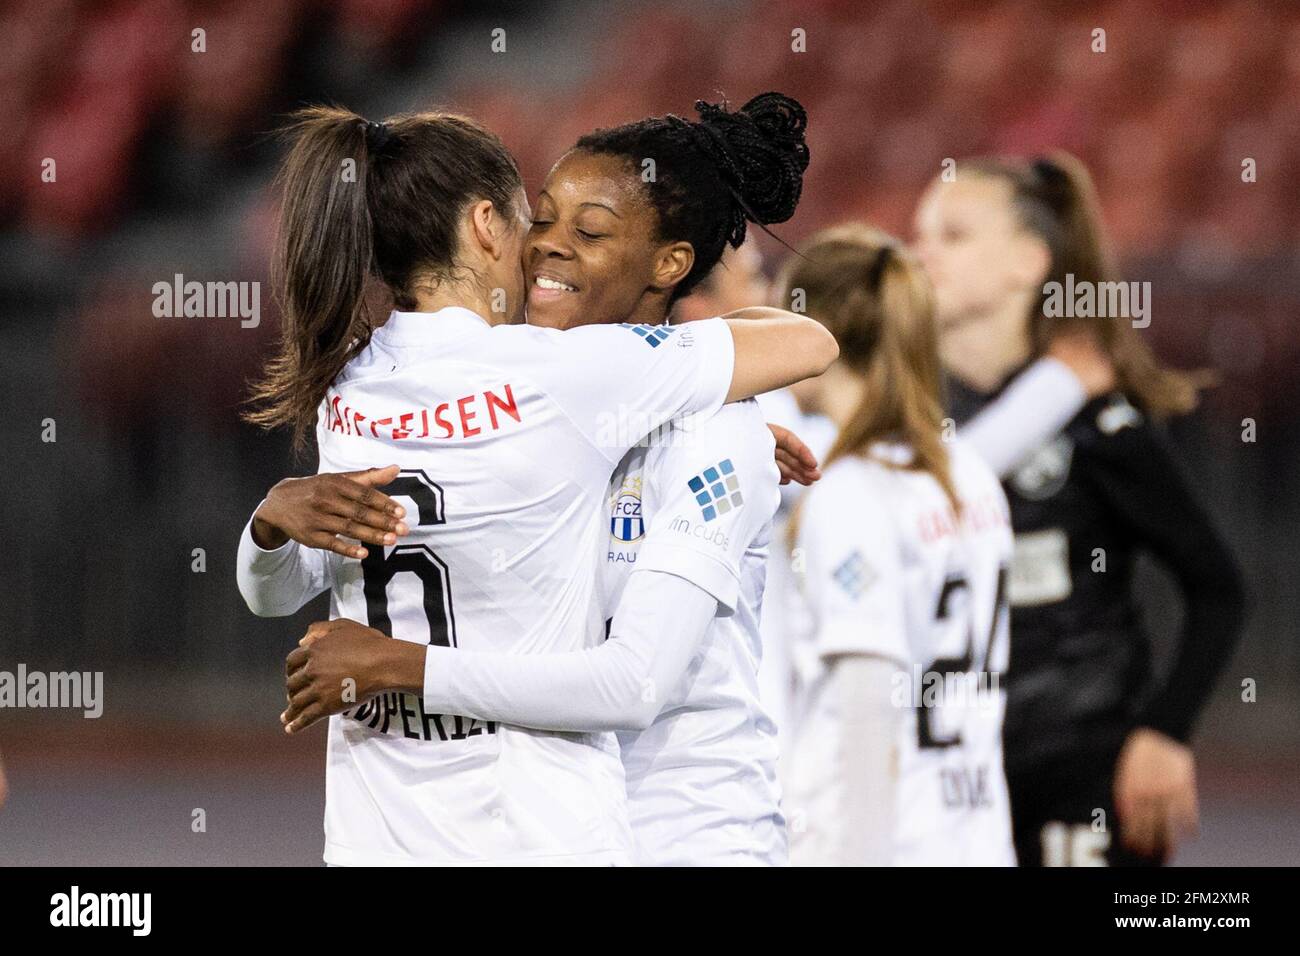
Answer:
(779, 224, 1017, 865)
(244, 107, 528, 453)
(913, 152, 1246, 866)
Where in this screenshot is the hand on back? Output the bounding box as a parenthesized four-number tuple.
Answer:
(252, 465, 409, 558)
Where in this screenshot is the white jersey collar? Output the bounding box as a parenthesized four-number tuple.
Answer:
(374, 307, 490, 346)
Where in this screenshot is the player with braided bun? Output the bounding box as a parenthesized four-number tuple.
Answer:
(671, 93, 809, 244)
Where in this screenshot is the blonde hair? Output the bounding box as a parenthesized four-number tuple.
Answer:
(965, 151, 1212, 417)
(779, 223, 958, 544)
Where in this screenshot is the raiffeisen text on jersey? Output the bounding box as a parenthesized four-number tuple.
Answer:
(323, 384, 522, 441)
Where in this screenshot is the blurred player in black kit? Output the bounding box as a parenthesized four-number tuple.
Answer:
(913, 152, 1247, 866)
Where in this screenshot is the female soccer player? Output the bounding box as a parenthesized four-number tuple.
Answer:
(779, 225, 1016, 866)
(405, 96, 807, 865)
(237, 104, 836, 866)
(912, 152, 1247, 866)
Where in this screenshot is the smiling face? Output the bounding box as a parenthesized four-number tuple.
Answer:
(524, 150, 689, 330)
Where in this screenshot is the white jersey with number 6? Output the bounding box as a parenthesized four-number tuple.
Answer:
(307, 308, 735, 865)
(787, 439, 1016, 866)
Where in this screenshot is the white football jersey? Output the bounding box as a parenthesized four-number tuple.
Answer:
(601, 399, 787, 865)
(786, 440, 1016, 866)
(310, 308, 735, 865)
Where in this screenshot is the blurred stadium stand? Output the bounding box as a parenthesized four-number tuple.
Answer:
(0, 0, 1295, 863)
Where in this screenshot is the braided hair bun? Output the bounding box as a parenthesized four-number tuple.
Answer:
(691, 92, 810, 243)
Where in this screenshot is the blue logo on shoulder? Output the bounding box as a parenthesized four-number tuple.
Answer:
(832, 550, 874, 598)
(620, 323, 675, 348)
(687, 458, 743, 522)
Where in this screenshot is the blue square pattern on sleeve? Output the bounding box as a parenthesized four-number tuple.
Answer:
(619, 323, 675, 348)
(686, 458, 744, 522)
(832, 550, 876, 598)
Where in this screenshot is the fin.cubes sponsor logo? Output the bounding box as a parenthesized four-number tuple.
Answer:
(687, 459, 743, 522)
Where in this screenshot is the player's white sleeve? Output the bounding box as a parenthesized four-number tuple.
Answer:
(235, 507, 333, 617)
(637, 401, 781, 613)
(421, 569, 716, 732)
(833, 654, 902, 866)
(528, 318, 735, 463)
(798, 470, 908, 665)
(958, 357, 1086, 478)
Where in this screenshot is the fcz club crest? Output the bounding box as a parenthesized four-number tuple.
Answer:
(610, 476, 644, 542)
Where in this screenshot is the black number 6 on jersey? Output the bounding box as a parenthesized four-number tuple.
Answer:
(360, 469, 457, 647)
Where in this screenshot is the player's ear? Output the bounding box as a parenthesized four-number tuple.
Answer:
(649, 241, 694, 293)
(467, 199, 504, 260)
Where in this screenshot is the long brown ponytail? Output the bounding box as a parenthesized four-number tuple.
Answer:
(779, 223, 959, 544)
(244, 105, 522, 452)
(968, 151, 1211, 417)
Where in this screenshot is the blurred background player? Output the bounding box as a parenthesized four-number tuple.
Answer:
(781, 225, 1015, 865)
(764, 247, 1117, 781)
(912, 152, 1247, 865)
